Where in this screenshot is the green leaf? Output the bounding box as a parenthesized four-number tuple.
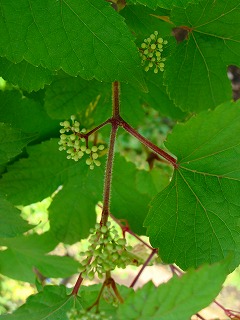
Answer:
(0, 57, 54, 92)
(0, 284, 132, 319)
(0, 285, 76, 319)
(0, 197, 32, 237)
(117, 260, 228, 319)
(44, 73, 111, 121)
(0, 233, 79, 283)
(111, 155, 153, 235)
(49, 165, 105, 244)
(145, 101, 240, 271)
(0, 90, 59, 141)
(136, 167, 171, 197)
(0, 0, 146, 90)
(126, 0, 198, 10)
(122, 5, 171, 38)
(164, 0, 240, 111)
(0, 123, 37, 164)
(0, 139, 105, 243)
(142, 71, 187, 119)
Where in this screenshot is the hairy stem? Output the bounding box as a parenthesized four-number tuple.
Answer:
(71, 256, 93, 296)
(100, 82, 120, 226)
(120, 119, 178, 168)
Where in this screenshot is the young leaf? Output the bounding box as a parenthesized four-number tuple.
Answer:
(0, 123, 37, 164)
(0, 232, 79, 283)
(164, 0, 240, 111)
(0, 285, 76, 319)
(145, 101, 240, 271)
(0, 57, 54, 92)
(0, 197, 33, 237)
(0, 0, 146, 90)
(117, 260, 228, 319)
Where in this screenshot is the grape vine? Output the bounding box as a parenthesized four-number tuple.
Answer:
(0, 1, 240, 319)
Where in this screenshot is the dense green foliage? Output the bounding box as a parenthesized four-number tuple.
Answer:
(0, 0, 240, 319)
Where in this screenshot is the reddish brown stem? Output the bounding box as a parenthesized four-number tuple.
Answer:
(120, 119, 178, 168)
(130, 248, 158, 288)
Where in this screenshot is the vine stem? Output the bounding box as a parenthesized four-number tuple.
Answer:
(100, 82, 120, 226)
(71, 256, 93, 296)
(119, 119, 178, 168)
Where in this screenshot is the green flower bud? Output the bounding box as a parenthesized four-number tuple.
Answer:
(63, 120, 70, 127)
(98, 144, 105, 150)
(91, 146, 98, 152)
(151, 43, 156, 49)
(86, 158, 92, 165)
(92, 153, 98, 159)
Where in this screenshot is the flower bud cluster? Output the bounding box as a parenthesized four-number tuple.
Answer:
(58, 115, 105, 169)
(139, 31, 168, 73)
(79, 222, 133, 280)
(67, 308, 112, 320)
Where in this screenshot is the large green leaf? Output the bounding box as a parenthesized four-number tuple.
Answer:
(0, 123, 37, 164)
(117, 261, 228, 319)
(0, 0, 146, 90)
(0, 233, 79, 282)
(0, 197, 32, 237)
(0, 57, 54, 92)
(145, 101, 240, 271)
(164, 0, 240, 111)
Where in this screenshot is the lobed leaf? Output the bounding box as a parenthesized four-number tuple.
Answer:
(145, 101, 240, 271)
(0, 0, 146, 90)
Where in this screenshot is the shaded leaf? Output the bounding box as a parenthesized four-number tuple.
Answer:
(0, 285, 75, 319)
(0, 197, 33, 237)
(0, 90, 59, 142)
(0, 139, 104, 243)
(44, 74, 111, 120)
(145, 101, 240, 271)
(0, 123, 37, 164)
(0, 232, 79, 282)
(117, 261, 228, 319)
